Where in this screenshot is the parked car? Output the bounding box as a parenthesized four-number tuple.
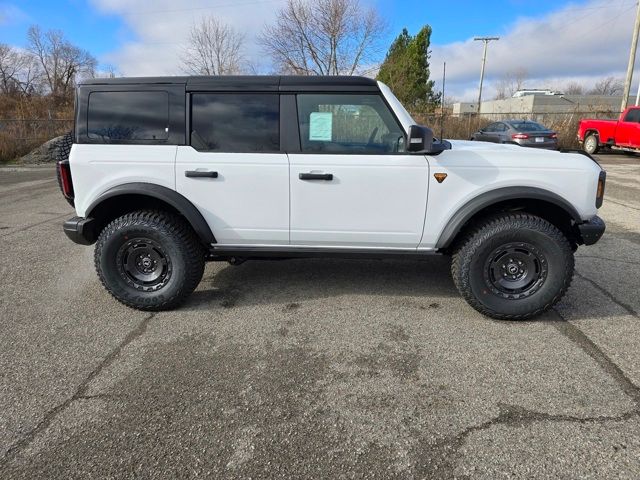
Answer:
(471, 120, 558, 149)
(57, 75, 606, 320)
(578, 106, 640, 155)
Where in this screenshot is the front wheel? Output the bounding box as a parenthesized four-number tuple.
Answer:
(95, 210, 205, 311)
(451, 213, 574, 320)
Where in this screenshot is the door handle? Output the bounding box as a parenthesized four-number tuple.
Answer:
(299, 172, 333, 181)
(185, 170, 218, 178)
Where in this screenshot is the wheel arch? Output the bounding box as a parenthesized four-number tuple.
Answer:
(436, 187, 582, 250)
(584, 129, 600, 142)
(86, 183, 216, 245)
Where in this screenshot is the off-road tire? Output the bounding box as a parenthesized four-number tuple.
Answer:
(95, 210, 205, 311)
(451, 213, 574, 320)
(583, 133, 599, 155)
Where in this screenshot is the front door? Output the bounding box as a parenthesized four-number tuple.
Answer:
(616, 108, 640, 147)
(289, 93, 429, 249)
(176, 92, 289, 245)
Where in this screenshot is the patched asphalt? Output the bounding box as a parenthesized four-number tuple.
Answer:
(0, 154, 638, 479)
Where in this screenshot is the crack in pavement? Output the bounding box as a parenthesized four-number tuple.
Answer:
(574, 271, 639, 318)
(418, 265, 640, 478)
(605, 198, 640, 212)
(576, 255, 640, 266)
(0, 213, 69, 239)
(0, 313, 156, 466)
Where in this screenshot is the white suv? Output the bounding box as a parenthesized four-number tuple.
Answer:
(57, 76, 606, 319)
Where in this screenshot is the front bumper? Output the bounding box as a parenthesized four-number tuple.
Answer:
(578, 216, 606, 246)
(63, 216, 97, 245)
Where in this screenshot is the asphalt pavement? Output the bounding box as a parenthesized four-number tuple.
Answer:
(0, 153, 638, 479)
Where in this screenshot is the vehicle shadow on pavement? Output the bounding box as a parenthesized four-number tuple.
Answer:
(183, 256, 458, 311)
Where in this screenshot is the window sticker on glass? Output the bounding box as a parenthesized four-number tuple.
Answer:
(309, 112, 333, 141)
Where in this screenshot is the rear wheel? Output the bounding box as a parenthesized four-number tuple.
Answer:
(451, 213, 574, 320)
(95, 210, 205, 311)
(583, 133, 599, 155)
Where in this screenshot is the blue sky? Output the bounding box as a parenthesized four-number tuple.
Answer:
(1, 0, 637, 99)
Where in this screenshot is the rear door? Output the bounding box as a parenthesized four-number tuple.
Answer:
(288, 93, 429, 248)
(175, 92, 289, 245)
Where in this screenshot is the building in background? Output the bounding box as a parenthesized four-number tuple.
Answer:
(452, 93, 633, 117)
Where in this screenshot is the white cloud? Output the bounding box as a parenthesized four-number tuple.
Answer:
(0, 3, 30, 25)
(430, 0, 639, 100)
(90, 0, 282, 75)
(91, 0, 640, 100)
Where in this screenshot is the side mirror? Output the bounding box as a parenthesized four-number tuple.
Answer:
(407, 125, 434, 152)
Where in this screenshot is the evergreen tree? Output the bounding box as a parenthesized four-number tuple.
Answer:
(377, 26, 440, 112)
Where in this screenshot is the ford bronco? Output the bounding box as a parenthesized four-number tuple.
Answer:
(58, 76, 606, 319)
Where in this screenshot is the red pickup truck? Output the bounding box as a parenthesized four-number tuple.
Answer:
(578, 106, 640, 154)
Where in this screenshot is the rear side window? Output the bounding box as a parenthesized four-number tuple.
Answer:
(87, 91, 169, 142)
(191, 93, 279, 152)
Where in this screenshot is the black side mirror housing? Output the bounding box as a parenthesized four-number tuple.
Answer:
(407, 125, 434, 152)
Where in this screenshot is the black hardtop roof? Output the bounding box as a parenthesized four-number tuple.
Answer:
(80, 75, 379, 92)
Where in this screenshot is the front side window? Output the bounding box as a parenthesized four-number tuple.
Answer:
(87, 91, 169, 142)
(191, 93, 279, 152)
(296, 94, 405, 154)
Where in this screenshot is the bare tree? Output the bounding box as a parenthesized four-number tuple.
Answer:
(259, 0, 386, 75)
(183, 16, 245, 75)
(563, 82, 585, 95)
(27, 25, 97, 98)
(0, 43, 24, 95)
(494, 68, 528, 100)
(589, 76, 624, 96)
(0, 44, 42, 96)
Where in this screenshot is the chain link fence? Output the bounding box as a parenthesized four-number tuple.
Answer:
(0, 118, 73, 162)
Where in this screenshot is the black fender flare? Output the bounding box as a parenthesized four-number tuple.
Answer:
(435, 186, 582, 249)
(86, 182, 216, 244)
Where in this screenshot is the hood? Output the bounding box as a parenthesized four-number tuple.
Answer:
(448, 140, 564, 156)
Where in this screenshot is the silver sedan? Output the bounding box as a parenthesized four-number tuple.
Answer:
(471, 120, 558, 149)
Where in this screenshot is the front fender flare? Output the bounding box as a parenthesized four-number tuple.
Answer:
(435, 186, 582, 249)
(86, 182, 216, 244)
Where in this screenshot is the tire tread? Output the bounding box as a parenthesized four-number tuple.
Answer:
(451, 212, 574, 320)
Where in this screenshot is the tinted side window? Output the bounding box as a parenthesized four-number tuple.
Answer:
(624, 109, 640, 123)
(87, 91, 169, 142)
(191, 93, 279, 152)
(483, 123, 497, 132)
(296, 94, 405, 154)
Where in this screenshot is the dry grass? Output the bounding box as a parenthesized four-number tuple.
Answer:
(0, 94, 73, 163)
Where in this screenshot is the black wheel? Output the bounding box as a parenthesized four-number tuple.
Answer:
(583, 133, 599, 155)
(95, 210, 205, 311)
(451, 213, 574, 320)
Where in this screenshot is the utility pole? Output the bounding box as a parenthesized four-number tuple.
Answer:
(622, 1, 640, 111)
(474, 37, 499, 114)
(441, 61, 446, 140)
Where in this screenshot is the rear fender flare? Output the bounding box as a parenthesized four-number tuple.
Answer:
(86, 183, 216, 244)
